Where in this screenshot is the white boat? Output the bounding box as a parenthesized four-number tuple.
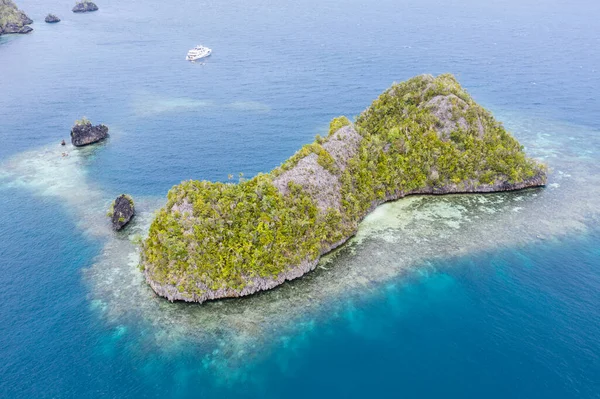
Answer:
(186, 45, 212, 62)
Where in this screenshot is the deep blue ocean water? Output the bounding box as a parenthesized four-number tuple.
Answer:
(1, 0, 599, 397)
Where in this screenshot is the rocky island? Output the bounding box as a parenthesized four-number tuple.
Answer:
(45, 14, 60, 23)
(141, 74, 547, 304)
(108, 195, 135, 231)
(72, 1, 98, 13)
(70, 118, 109, 147)
(0, 0, 32, 35)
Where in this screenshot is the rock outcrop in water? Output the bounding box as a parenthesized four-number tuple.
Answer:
(45, 14, 60, 23)
(70, 118, 109, 147)
(142, 74, 547, 304)
(72, 1, 98, 13)
(108, 194, 135, 231)
(0, 0, 33, 35)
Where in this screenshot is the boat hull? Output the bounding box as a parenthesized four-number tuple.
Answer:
(186, 49, 212, 62)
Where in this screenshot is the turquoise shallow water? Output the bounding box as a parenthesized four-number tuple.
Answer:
(1, 0, 599, 397)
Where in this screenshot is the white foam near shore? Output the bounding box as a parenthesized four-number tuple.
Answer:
(1, 113, 600, 378)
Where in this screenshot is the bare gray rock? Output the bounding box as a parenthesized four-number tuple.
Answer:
(272, 125, 363, 213)
(108, 194, 135, 231)
(45, 14, 60, 23)
(72, 1, 98, 13)
(70, 120, 109, 147)
(321, 125, 362, 172)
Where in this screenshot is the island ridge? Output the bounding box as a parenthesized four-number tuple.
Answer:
(141, 74, 547, 303)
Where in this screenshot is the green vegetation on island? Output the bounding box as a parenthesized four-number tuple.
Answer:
(74, 116, 91, 126)
(328, 116, 351, 136)
(142, 74, 547, 303)
(144, 177, 330, 292)
(74, 116, 93, 126)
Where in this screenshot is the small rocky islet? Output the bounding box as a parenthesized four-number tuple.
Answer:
(72, 1, 98, 13)
(108, 195, 135, 231)
(70, 118, 109, 147)
(0, 0, 32, 35)
(45, 14, 60, 23)
(141, 73, 548, 304)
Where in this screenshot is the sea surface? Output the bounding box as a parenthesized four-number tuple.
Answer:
(1, 0, 599, 397)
